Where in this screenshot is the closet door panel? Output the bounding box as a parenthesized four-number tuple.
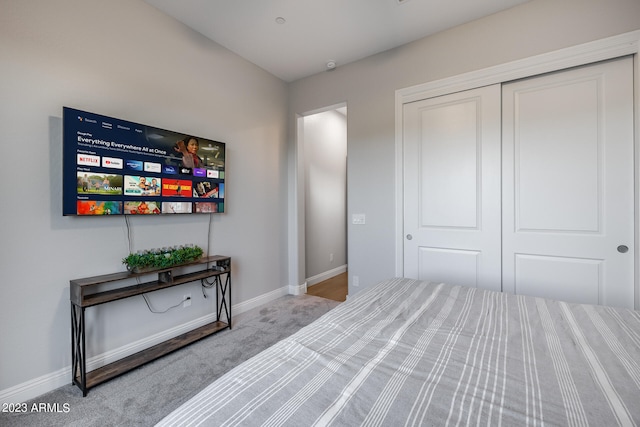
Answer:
(417, 247, 479, 287)
(515, 78, 599, 232)
(502, 57, 634, 308)
(417, 100, 479, 228)
(404, 85, 501, 291)
(514, 254, 601, 305)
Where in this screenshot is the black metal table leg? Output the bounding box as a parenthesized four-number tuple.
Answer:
(71, 304, 87, 396)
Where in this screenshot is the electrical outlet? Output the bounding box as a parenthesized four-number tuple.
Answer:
(353, 275, 359, 287)
(183, 294, 191, 308)
(329, 253, 334, 263)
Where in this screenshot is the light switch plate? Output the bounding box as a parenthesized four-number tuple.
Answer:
(352, 214, 366, 225)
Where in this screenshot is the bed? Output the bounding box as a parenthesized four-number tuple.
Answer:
(157, 278, 640, 426)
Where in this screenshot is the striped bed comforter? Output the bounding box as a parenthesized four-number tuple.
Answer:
(157, 278, 640, 426)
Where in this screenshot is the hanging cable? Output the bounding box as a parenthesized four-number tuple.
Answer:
(142, 293, 190, 314)
(207, 213, 213, 258)
(125, 215, 133, 255)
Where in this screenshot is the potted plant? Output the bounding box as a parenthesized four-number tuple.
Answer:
(123, 244, 204, 272)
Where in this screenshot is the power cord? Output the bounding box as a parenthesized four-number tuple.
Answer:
(201, 277, 216, 299)
(206, 213, 214, 268)
(142, 293, 191, 314)
(208, 213, 213, 256)
(124, 200, 210, 311)
(125, 215, 133, 254)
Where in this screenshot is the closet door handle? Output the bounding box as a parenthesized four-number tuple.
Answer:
(406, 234, 413, 240)
(617, 245, 629, 253)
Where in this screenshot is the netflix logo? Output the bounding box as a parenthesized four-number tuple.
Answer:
(77, 153, 100, 167)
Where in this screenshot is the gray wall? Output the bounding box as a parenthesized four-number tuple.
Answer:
(0, 0, 288, 397)
(2, 0, 640, 402)
(304, 110, 347, 280)
(288, 0, 640, 295)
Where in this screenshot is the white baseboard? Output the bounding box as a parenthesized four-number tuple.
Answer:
(289, 281, 307, 296)
(0, 366, 70, 407)
(306, 265, 347, 287)
(233, 285, 290, 313)
(0, 284, 290, 405)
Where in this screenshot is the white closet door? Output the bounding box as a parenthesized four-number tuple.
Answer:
(403, 85, 502, 291)
(502, 57, 634, 308)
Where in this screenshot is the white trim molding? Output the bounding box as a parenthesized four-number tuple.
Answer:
(397, 30, 639, 103)
(306, 264, 348, 287)
(394, 30, 640, 309)
(0, 285, 290, 405)
(290, 101, 348, 299)
(232, 285, 290, 312)
(289, 281, 308, 296)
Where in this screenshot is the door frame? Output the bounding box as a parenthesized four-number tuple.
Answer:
(289, 102, 348, 295)
(394, 30, 640, 309)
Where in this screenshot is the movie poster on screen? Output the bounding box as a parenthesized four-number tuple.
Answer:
(161, 179, 192, 197)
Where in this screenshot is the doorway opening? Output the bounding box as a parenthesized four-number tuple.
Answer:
(296, 103, 348, 300)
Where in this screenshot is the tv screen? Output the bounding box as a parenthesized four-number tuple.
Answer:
(63, 107, 225, 215)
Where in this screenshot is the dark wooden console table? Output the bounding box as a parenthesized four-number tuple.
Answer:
(70, 255, 231, 396)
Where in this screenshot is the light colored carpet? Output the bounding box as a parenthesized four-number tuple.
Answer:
(1, 294, 340, 427)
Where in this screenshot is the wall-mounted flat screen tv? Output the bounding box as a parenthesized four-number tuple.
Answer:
(63, 107, 225, 215)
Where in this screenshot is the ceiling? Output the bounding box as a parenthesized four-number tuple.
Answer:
(145, 0, 530, 82)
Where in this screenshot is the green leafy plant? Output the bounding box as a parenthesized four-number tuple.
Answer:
(123, 245, 204, 271)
